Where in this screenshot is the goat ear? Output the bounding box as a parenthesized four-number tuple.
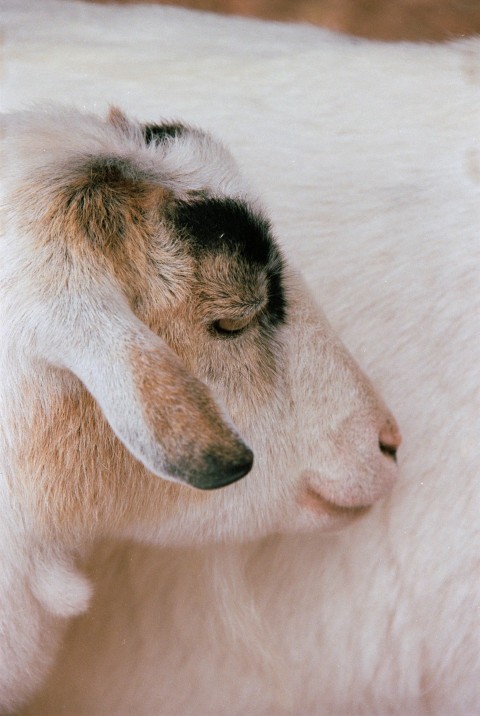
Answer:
(63, 314, 253, 490)
(46, 151, 253, 490)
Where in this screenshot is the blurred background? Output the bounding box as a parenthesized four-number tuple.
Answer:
(88, 0, 480, 41)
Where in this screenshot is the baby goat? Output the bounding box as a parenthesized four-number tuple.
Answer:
(0, 106, 400, 711)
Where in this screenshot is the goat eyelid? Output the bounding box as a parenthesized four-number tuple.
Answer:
(211, 316, 253, 336)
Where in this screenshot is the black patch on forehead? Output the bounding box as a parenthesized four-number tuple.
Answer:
(171, 198, 286, 325)
(143, 123, 187, 144)
(172, 198, 271, 263)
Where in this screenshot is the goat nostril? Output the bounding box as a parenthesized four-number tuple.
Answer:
(378, 422, 402, 463)
(379, 441, 397, 462)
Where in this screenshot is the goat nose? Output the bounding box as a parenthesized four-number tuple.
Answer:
(378, 418, 402, 463)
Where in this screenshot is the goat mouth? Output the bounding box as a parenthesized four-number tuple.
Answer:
(302, 487, 371, 519)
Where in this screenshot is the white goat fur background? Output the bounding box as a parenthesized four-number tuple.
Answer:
(2, 1, 480, 713)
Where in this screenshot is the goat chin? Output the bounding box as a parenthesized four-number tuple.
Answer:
(1, 2, 479, 714)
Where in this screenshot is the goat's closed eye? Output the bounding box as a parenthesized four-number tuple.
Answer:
(212, 316, 252, 336)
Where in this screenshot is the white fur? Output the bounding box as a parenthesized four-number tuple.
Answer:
(1, 1, 479, 714)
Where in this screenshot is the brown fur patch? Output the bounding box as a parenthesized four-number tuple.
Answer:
(67, 157, 148, 249)
(12, 376, 206, 543)
(55, 158, 170, 281)
(27, 155, 190, 314)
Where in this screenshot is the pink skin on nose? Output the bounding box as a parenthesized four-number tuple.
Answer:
(299, 413, 402, 520)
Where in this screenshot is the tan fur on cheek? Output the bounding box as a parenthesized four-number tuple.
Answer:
(12, 381, 206, 542)
(156, 280, 279, 412)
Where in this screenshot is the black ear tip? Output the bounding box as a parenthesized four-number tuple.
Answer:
(200, 448, 254, 490)
(180, 446, 254, 491)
